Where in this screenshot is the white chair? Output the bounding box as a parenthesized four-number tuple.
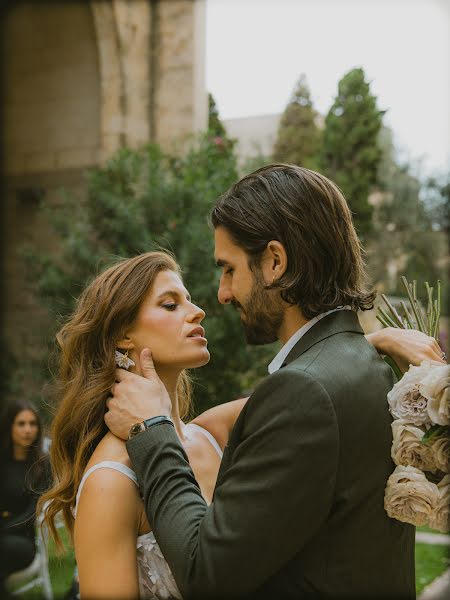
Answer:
(7, 511, 53, 600)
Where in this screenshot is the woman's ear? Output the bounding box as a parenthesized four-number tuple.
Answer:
(115, 335, 134, 351)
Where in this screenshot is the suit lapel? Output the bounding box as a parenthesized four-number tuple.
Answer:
(282, 310, 364, 367)
(214, 311, 364, 492)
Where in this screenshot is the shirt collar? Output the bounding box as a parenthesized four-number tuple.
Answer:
(268, 307, 351, 374)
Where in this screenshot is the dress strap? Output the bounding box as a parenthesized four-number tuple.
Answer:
(185, 423, 223, 458)
(74, 461, 138, 517)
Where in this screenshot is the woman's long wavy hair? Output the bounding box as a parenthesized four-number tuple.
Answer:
(37, 251, 192, 550)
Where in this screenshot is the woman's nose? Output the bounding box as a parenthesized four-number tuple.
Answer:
(189, 303, 205, 322)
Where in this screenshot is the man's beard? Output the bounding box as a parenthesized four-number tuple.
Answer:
(233, 273, 284, 345)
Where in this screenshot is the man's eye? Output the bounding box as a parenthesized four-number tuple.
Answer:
(163, 303, 177, 311)
(225, 268, 234, 275)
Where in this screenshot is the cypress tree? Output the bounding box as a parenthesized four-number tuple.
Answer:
(321, 67, 384, 239)
(273, 74, 321, 170)
(208, 93, 227, 138)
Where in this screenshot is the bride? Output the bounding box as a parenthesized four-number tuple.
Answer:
(39, 251, 442, 599)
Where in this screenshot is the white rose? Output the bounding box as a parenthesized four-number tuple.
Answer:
(420, 364, 450, 426)
(428, 475, 450, 533)
(430, 433, 450, 473)
(384, 465, 439, 526)
(387, 362, 442, 426)
(391, 420, 437, 473)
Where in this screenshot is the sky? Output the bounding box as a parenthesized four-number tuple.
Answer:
(205, 0, 450, 176)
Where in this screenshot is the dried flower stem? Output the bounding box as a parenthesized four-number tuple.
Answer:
(380, 294, 404, 327)
(399, 301, 415, 329)
(401, 277, 427, 333)
(378, 276, 441, 342)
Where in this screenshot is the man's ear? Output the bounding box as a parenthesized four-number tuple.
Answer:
(261, 240, 288, 284)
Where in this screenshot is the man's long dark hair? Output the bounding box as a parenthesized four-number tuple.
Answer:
(0, 398, 47, 487)
(210, 164, 375, 319)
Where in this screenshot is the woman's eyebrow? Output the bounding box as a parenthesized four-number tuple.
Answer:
(155, 289, 191, 302)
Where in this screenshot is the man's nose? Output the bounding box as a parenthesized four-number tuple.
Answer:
(218, 277, 233, 305)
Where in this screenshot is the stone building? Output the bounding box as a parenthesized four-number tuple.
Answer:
(224, 113, 281, 164)
(1, 0, 207, 400)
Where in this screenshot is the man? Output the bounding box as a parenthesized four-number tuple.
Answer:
(105, 165, 415, 599)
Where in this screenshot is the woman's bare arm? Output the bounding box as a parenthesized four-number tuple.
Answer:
(366, 327, 445, 373)
(74, 468, 142, 599)
(191, 397, 249, 450)
(194, 329, 444, 445)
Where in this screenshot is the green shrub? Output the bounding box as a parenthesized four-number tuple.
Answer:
(23, 133, 275, 416)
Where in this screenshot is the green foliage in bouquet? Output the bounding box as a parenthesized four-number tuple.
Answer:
(376, 276, 441, 380)
(22, 133, 274, 416)
(377, 276, 441, 340)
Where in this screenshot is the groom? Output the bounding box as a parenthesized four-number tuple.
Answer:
(106, 165, 415, 599)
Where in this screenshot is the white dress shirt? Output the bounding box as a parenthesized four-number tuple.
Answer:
(268, 307, 351, 374)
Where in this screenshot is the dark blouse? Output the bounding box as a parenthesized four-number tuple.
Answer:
(0, 455, 52, 540)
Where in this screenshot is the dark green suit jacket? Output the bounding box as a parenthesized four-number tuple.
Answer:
(127, 310, 415, 599)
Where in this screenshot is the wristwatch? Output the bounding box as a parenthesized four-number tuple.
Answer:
(128, 415, 174, 440)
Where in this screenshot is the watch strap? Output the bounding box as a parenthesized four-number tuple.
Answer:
(143, 415, 174, 429)
(128, 415, 174, 439)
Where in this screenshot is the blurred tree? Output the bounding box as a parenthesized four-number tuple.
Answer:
(207, 92, 237, 157)
(22, 134, 275, 416)
(321, 67, 384, 239)
(273, 74, 322, 170)
(422, 171, 450, 327)
(240, 151, 271, 176)
(208, 93, 227, 138)
(368, 127, 447, 310)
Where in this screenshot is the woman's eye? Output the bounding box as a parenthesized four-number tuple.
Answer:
(163, 303, 177, 311)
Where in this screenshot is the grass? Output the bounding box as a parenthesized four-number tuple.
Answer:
(417, 524, 444, 535)
(46, 536, 76, 600)
(9, 528, 450, 598)
(415, 542, 450, 595)
(8, 528, 75, 600)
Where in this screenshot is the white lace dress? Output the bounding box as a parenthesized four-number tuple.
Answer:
(74, 423, 223, 600)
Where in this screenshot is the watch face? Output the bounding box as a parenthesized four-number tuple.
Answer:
(129, 422, 145, 438)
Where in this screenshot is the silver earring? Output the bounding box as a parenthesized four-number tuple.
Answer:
(115, 349, 135, 369)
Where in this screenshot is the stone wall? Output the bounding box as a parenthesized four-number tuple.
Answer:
(2, 0, 207, 175)
(3, 1, 101, 175)
(1, 0, 207, 404)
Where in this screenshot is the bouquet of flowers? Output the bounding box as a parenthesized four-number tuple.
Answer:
(377, 277, 450, 532)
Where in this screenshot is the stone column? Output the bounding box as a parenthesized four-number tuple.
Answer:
(153, 0, 207, 149)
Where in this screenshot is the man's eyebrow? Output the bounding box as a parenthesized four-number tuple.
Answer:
(155, 289, 191, 302)
(215, 259, 229, 268)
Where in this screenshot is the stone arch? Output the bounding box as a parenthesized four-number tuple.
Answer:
(3, 1, 101, 175)
(1, 1, 102, 399)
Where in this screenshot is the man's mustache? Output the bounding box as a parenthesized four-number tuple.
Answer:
(231, 300, 244, 311)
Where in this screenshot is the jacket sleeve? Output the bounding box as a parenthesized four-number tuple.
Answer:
(126, 368, 339, 599)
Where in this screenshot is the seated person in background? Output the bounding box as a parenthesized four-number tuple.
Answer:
(0, 399, 52, 595)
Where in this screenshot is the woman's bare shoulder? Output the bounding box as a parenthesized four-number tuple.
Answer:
(190, 397, 249, 449)
(86, 431, 132, 470)
(76, 434, 148, 539)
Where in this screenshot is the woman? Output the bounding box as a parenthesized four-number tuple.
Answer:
(39, 251, 443, 599)
(0, 400, 51, 595)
